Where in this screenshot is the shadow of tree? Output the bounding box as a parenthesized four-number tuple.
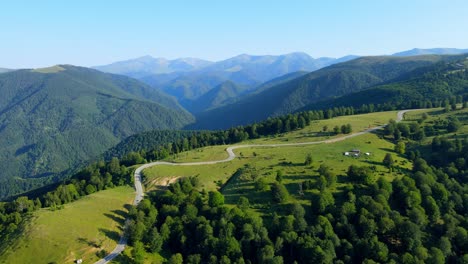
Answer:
(104, 213, 125, 227)
(98, 228, 121, 242)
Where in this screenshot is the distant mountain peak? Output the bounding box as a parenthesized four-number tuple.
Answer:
(32, 65, 66, 73)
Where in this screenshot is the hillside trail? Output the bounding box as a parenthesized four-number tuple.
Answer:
(95, 109, 417, 263)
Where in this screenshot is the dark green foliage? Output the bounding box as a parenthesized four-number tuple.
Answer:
(0, 65, 193, 198)
(271, 182, 289, 203)
(341, 124, 352, 134)
(304, 154, 313, 166)
(447, 117, 461, 132)
(394, 141, 406, 154)
(382, 153, 395, 169)
(104, 130, 197, 160)
(347, 165, 376, 185)
(208, 191, 224, 207)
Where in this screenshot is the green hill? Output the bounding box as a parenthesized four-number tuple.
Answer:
(302, 57, 468, 111)
(0, 65, 194, 199)
(187, 81, 249, 113)
(192, 54, 464, 129)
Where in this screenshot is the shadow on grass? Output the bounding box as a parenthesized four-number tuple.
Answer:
(379, 147, 395, 152)
(111, 209, 128, 219)
(98, 228, 121, 242)
(104, 213, 125, 227)
(77, 237, 100, 248)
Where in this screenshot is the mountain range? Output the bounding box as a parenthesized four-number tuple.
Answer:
(94, 52, 359, 111)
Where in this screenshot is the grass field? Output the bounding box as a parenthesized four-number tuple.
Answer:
(162, 111, 401, 164)
(0, 186, 134, 264)
(144, 108, 468, 209)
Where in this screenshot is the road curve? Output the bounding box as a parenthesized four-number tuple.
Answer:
(95, 109, 415, 263)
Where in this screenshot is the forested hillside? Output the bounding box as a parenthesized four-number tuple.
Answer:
(0, 65, 193, 199)
(302, 57, 468, 112)
(193, 54, 466, 129)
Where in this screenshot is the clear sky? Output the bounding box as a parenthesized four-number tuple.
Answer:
(2, 0, 468, 68)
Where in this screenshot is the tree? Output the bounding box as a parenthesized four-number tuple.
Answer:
(347, 165, 376, 185)
(208, 191, 225, 207)
(317, 176, 327, 191)
(271, 182, 289, 203)
(237, 196, 250, 210)
(333, 126, 340, 135)
(168, 253, 184, 264)
(131, 241, 145, 264)
(447, 117, 461, 132)
(323, 125, 329, 134)
(312, 189, 335, 213)
(394, 141, 406, 154)
(341, 124, 352, 134)
(276, 170, 284, 182)
(304, 154, 313, 166)
(382, 153, 394, 169)
(255, 177, 269, 192)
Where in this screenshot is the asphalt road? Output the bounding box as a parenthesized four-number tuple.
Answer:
(94, 109, 414, 263)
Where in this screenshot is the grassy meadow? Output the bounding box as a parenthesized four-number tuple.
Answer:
(0, 186, 134, 264)
(143, 110, 423, 213)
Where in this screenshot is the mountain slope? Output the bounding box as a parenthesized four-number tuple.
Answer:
(187, 81, 249, 113)
(192, 55, 460, 129)
(0, 65, 194, 198)
(304, 57, 468, 110)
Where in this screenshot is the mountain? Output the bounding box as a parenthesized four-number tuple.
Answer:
(392, 48, 468, 57)
(95, 53, 357, 113)
(187, 81, 249, 113)
(191, 54, 460, 129)
(303, 56, 468, 111)
(93, 56, 213, 78)
(0, 65, 194, 199)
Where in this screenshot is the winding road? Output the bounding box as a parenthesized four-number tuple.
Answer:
(94, 109, 415, 263)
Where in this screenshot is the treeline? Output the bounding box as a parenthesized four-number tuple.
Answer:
(118, 100, 455, 167)
(125, 137, 468, 263)
(104, 130, 198, 160)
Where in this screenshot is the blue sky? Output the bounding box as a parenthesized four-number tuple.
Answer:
(2, 0, 468, 68)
